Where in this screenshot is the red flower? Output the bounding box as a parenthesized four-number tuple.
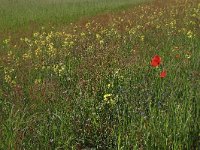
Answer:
(151, 55, 161, 67)
(160, 70, 166, 78)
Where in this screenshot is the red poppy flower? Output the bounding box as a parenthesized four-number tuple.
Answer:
(160, 70, 166, 78)
(151, 55, 161, 67)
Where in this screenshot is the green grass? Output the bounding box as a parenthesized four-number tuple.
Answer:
(0, 0, 149, 31)
(0, 0, 200, 149)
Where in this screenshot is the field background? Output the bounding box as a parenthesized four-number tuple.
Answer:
(0, 0, 148, 32)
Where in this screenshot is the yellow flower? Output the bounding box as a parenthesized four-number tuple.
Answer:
(107, 84, 111, 88)
(33, 32, 39, 37)
(3, 38, 10, 45)
(187, 30, 193, 38)
(100, 40, 104, 45)
(85, 22, 91, 28)
(96, 34, 101, 39)
(4, 69, 16, 86)
(81, 32, 85, 36)
(34, 78, 42, 84)
(140, 35, 145, 42)
(103, 93, 113, 102)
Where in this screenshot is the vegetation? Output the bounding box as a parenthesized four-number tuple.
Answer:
(0, 0, 199, 149)
(0, 0, 148, 31)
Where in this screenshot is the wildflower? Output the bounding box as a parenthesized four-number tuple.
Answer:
(85, 22, 90, 28)
(34, 78, 42, 84)
(151, 55, 161, 67)
(33, 32, 39, 37)
(140, 35, 145, 41)
(185, 54, 191, 59)
(3, 38, 10, 45)
(100, 40, 104, 45)
(104, 94, 112, 101)
(160, 70, 166, 78)
(187, 30, 193, 38)
(81, 32, 85, 36)
(96, 34, 101, 39)
(107, 83, 111, 88)
(103, 93, 116, 105)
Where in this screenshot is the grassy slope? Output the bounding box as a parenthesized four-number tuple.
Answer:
(0, 0, 149, 31)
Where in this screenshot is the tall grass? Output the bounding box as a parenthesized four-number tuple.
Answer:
(0, 0, 199, 149)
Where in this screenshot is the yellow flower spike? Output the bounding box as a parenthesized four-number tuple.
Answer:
(3, 38, 11, 45)
(85, 22, 91, 28)
(34, 79, 42, 84)
(33, 32, 39, 37)
(22, 53, 31, 60)
(96, 34, 101, 39)
(81, 32, 85, 36)
(5, 75, 12, 84)
(140, 35, 145, 42)
(35, 48, 41, 57)
(99, 40, 104, 45)
(107, 83, 112, 88)
(69, 41, 74, 47)
(187, 30, 194, 38)
(103, 93, 112, 101)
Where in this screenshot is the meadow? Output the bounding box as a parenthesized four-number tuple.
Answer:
(0, 0, 148, 32)
(0, 0, 200, 149)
